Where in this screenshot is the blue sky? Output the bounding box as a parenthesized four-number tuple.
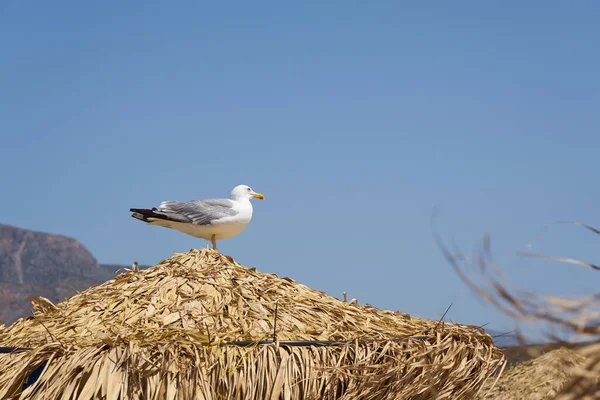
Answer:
(1, 1, 599, 340)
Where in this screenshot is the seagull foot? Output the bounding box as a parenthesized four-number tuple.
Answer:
(210, 235, 219, 252)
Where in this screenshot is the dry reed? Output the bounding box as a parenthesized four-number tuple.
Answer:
(480, 348, 589, 400)
(0, 248, 504, 399)
(435, 221, 600, 400)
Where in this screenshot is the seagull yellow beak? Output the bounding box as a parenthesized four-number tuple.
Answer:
(252, 192, 265, 200)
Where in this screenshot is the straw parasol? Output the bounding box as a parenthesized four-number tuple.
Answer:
(480, 348, 589, 400)
(0, 249, 504, 399)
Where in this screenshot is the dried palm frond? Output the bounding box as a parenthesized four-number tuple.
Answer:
(480, 348, 589, 400)
(0, 249, 504, 399)
(435, 221, 600, 400)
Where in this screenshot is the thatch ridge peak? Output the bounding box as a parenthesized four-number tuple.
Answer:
(0, 248, 505, 399)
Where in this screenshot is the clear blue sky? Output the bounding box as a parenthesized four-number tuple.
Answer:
(1, 1, 599, 340)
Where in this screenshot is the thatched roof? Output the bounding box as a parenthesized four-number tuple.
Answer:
(480, 347, 589, 400)
(0, 249, 504, 399)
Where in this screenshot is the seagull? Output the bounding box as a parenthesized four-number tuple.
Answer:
(130, 184, 264, 251)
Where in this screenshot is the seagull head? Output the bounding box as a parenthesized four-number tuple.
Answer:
(231, 184, 265, 201)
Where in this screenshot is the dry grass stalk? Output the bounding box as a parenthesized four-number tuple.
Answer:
(480, 348, 589, 400)
(435, 221, 600, 400)
(0, 249, 504, 399)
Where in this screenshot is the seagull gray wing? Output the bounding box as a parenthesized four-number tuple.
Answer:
(158, 199, 238, 225)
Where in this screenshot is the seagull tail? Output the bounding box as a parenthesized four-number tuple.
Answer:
(130, 208, 161, 223)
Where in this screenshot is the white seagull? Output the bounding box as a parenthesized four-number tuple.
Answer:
(130, 184, 264, 251)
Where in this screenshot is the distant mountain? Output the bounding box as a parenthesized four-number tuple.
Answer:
(486, 329, 521, 348)
(0, 223, 143, 325)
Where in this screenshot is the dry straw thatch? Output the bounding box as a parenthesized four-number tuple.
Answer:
(0, 249, 504, 399)
(480, 347, 589, 400)
(437, 221, 600, 400)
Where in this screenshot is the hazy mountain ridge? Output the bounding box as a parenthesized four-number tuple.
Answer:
(0, 223, 143, 325)
(486, 329, 520, 348)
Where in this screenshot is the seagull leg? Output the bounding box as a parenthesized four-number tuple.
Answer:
(211, 235, 218, 251)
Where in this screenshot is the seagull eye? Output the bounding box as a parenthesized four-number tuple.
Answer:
(247, 188, 251, 191)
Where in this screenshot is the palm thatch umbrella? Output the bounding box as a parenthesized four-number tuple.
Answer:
(0, 249, 504, 399)
(480, 348, 589, 400)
